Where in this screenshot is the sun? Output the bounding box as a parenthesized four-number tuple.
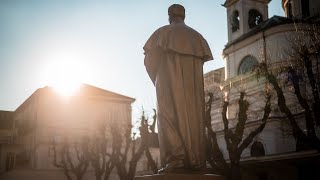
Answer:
(52, 77, 81, 96)
(44, 59, 83, 96)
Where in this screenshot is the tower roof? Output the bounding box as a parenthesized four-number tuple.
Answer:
(223, 0, 238, 7)
(223, 0, 271, 7)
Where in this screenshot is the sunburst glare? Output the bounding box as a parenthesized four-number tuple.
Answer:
(44, 56, 84, 96)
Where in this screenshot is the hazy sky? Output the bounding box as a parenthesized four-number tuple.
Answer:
(0, 0, 283, 120)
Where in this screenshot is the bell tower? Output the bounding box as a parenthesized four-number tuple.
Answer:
(282, 0, 320, 19)
(224, 0, 271, 42)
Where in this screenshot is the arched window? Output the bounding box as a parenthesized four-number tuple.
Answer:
(238, 55, 259, 75)
(251, 141, 265, 157)
(288, 3, 293, 18)
(284, 0, 293, 18)
(301, 0, 310, 18)
(248, 9, 263, 28)
(231, 10, 240, 32)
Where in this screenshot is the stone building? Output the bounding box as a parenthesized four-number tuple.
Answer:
(0, 84, 161, 180)
(0, 84, 139, 179)
(14, 84, 135, 170)
(0, 110, 18, 173)
(205, 0, 320, 179)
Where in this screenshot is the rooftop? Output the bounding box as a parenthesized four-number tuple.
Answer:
(15, 84, 135, 113)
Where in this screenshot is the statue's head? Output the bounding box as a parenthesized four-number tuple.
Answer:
(168, 4, 185, 24)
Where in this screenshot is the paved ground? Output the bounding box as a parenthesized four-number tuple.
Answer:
(0, 169, 98, 180)
(0, 169, 122, 180)
(0, 169, 70, 180)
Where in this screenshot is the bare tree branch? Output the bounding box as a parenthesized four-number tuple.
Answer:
(51, 138, 89, 180)
(239, 93, 271, 152)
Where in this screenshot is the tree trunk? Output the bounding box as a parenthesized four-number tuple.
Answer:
(76, 174, 83, 180)
(95, 173, 102, 180)
(266, 73, 308, 149)
(145, 148, 158, 174)
(104, 167, 113, 180)
(63, 170, 73, 180)
(229, 162, 242, 180)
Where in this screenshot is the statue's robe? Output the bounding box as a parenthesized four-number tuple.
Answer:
(143, 22, 213, 168)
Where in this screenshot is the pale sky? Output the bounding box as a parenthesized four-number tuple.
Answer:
(0, 0, 283, 121)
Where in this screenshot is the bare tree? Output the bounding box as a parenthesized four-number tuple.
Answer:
(286, 22, 320, 128)
(88, 125, 114, 180)
(51, 137, 90, 180)
(253, 22, 320, 151)
(205, 93, 229, 175)
(51, 110, 159, 180)
(256, 63, 320, 151)
(205, 91, 271, 180)
(143, 109, 158, 174)
(111, 110, 157, 180)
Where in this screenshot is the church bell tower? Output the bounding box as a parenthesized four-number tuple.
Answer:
(223, 0, 271, 42)
(282, 0, 320, 19)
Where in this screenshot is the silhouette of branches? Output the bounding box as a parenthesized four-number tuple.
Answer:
(51, 137, 90, 180)
(205, 91, 271, 180)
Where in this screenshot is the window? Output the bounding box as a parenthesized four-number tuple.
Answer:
(231, 10, 240, 32)
(301, 0, 310, 18)
(248, 9, 263, 28)
(288, 2, 293, 18)
(284, 0, 293, 18)
(251, 141, 265, 157)
(238, 55, 259, 75)
(5, 152, 15, 171)
(0, 145, 1, 169)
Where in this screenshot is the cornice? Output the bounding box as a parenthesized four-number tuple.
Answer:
(223, 23, 305, 56)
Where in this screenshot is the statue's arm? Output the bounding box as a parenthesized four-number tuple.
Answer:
(144, 48, 163, 85)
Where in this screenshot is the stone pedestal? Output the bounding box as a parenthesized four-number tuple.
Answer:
(135, 174, 225, 180)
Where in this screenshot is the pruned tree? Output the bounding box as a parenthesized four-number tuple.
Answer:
(205, 91, 271, 180)
(143, 109, 159, 174)
(253, 22, 320, 151)
(205, 93, 229, 175)
(51, 110, 158, 180)
(51, 137, 90, 180)
(111, 110, 157, 180)
(256, 63, 320, 151)
(285, 22, 320, 127)
(88, 124, 114, 180)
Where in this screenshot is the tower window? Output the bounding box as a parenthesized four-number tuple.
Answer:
(231, 10, 240, 32)
(288, 2, 293, 18)
(284, 0, 293, 18)
(248, 9, 263, 29)
(301, 0, 310, 18)
(238, 55, 259, 75)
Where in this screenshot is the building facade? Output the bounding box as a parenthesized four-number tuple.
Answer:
(0, 111, 18, 173)
(205, 0, 320, 179)
(14, 84, 135, 171)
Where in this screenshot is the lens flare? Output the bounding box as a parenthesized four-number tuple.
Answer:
(44, 57, 84, 96)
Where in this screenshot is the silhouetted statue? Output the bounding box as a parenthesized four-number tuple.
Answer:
(143, 4, 213, 173)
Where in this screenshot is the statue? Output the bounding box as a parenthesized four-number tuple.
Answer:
(143, 4, 213, 173)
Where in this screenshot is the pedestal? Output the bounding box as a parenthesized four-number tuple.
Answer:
(135, 174, 226, 180)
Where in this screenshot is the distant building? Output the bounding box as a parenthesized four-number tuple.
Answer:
(205, 0, 320, 179)
(0, 110, 18, 173)
(14, 84, 135, 170)
(0, 84, 162, 180)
